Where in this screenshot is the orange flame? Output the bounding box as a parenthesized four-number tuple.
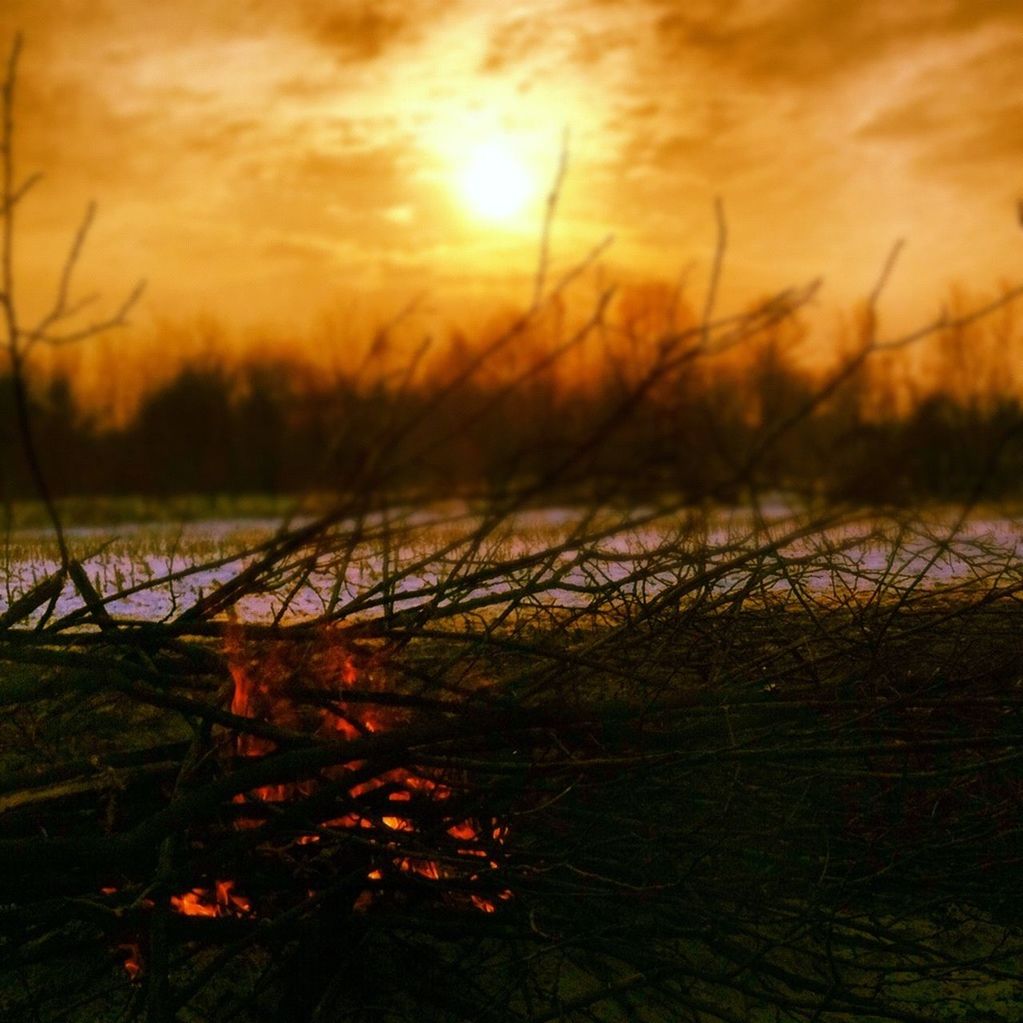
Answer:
(218, 625, 509, 915)
(170, 889, 219, 917)
(170, 880, 252, 918)
(118, 943, 143, 981)
(113, 627, 508, 976)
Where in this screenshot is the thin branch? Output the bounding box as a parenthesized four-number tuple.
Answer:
(0, 168, 41, 218)
(25, 276, 146, 349)
(32, 199, 97, 336)
(533, 127, 569, 308)
(701, 195, 727, 348)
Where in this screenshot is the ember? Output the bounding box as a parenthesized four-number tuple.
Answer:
(117, 943, 143, 982)
(170, 628, 507, 920)
(105, 627, 510, 980)
(170, 880, 252, 918)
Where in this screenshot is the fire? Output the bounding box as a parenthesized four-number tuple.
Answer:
(447, 822, 477, 842)
(171, 890, 218, 918)
(113, 627, 509, 978)
(149, 626, 508, 953)
(170, 880, 252, 918)
(118, 943, 143, 981)
(216, 879, 251, 912)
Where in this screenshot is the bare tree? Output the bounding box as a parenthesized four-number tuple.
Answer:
(0, 33, 143, 570)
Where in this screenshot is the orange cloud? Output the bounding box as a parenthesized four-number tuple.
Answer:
(2, 0, 1022, 339)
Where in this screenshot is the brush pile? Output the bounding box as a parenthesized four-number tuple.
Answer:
(2, 496, 1023, 1023)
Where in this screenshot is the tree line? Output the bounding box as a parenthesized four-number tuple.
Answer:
(3, 290, 1023, 506)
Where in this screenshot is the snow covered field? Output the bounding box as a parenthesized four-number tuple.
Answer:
(4, 504, 1022, 626)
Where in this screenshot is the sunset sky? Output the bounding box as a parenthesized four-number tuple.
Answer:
(5, 0, 1023, 343)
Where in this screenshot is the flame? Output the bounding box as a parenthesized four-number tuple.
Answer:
(470, 890, 513, 914)
(170, 889, 219, 918)
(216, 879, 252, 914)
(116, 627, 510, 974)
(170, 880, 252, 918)
(447, 822, 477, 841)
(118, 943, 143, 981)
(205, 626, 510, 915)
(396, 857, 442, 881)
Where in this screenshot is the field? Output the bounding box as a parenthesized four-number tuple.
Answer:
(4, 497, 1023, 624)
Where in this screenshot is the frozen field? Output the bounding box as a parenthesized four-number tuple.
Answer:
(3, 503, 1023, 626)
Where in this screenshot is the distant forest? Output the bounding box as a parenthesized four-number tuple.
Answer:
(3, 290, 1023, 505)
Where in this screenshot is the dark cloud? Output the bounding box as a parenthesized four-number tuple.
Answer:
(260, 237, 331, 263)
(3, 0, 117, 39)
(182, 118, 260, 156)
(12, 64, 154, 191)
(217, 135, 449, 254)
(290, 144, 411, 191)
(300, 4, 414, 63)
(858, 101, 941, 142)
(933, 101, 1023, 168)
(875, 96, 1023, 189)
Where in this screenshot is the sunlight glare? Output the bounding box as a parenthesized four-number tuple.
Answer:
(458, 139, 536, 224)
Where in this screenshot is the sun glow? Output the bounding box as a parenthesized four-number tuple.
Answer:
(458, 138, 536, 224)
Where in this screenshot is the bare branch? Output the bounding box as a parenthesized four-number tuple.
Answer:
(533, 126, 569, 308)
(877, 280, 1023, 352)
(1, 32, 25, 353)
(701, 195, 727, 348)
(33, 199, 97, 335)
(25, 276, 146, 348)
(0, 168, 41, 218)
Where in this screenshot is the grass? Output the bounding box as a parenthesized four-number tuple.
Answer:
(1, 493, 317, 530)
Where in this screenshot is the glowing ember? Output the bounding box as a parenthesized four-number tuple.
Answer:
(216, 879, 253, 914)
(175, 627, 510, 923)
(170, 889, 219, 918)
(113, 629, 509, 975)
(118, 943, 143, 981)
(170, 880, 252, 918)
(447, 822, 477, 842)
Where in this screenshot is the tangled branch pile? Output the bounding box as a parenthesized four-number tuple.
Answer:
(3, 475, 1023, 1023)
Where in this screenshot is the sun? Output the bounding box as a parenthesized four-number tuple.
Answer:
(457, 138, 536, 224)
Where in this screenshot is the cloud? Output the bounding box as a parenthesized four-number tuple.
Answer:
(867, 95, 1023, 194)
(478, 16, 549, 74)
(6, 0, 1023, 329)
(854, 29, 1023, 193)
(296, 3, 416, 63)
(652, 0, 1023, 87)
